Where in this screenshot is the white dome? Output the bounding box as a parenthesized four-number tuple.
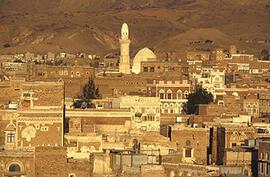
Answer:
(132, 48, 157, 74)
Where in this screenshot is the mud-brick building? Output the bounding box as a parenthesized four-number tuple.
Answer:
(170, 125, 210, 165)
(28, 64, 95, 98)
(0, 81, 65, 150)
(0, 147, 91, 177)
(147, 79, 193, 115)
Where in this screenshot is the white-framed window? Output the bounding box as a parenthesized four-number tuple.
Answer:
(184, 147, 193, 158)
(168, 149, 174, 154)
(177, 90, 182, 99)
(159, 89, 165, 99)
(35, 124, 40, 130)
(261, 162, 264, 174)
(167, 89, 172, 99)
(7, 132, 15, 143)
(41, 127, 48, 131)
(147, 115, 155, 121)
(6, 123, 16, 144)
(261, 152, 265, 160)
(23, 92, 31, 97)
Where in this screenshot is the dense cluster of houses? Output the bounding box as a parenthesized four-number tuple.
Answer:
(0, 23, 270, 177)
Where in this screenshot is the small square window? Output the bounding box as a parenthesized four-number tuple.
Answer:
(23, 93, 31, 97)
(169, 149, 174, 154)
(143, 67, 148, 72)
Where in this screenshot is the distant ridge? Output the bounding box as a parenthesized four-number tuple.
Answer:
(0, 0, 269, 55)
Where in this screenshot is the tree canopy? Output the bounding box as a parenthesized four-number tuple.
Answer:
(183, 86, 213, 115)
(73, 77, 100, 109)
(82, 77, 100, 100)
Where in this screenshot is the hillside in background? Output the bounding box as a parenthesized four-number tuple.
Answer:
(0, 0, 270, 57)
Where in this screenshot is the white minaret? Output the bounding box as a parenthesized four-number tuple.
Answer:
(119, 23, 131, 74)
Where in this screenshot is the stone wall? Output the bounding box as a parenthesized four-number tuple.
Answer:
(95, 76, 148, 98)
(67, 159, 91, 177)
(0, 80, 22, 105)
(35, 147, 68, 177)
(20, 81, 64, 108)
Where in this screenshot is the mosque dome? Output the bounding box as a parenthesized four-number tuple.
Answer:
(132, 48, 157, 74)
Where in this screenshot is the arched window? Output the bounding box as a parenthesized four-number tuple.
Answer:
(167, 89, 172, 99)
(177, 90, 182, 99)
(159, 89, 165, 99)
(9, 164, 21, 172)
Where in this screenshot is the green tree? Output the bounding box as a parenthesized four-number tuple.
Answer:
(261, 49, 269, 60)
(183, 86, 213, 115)
(73, 77, 100, 109)
(82, 77, 100, 100)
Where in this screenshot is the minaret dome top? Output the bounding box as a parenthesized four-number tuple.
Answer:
(121, 23, 129, 39)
